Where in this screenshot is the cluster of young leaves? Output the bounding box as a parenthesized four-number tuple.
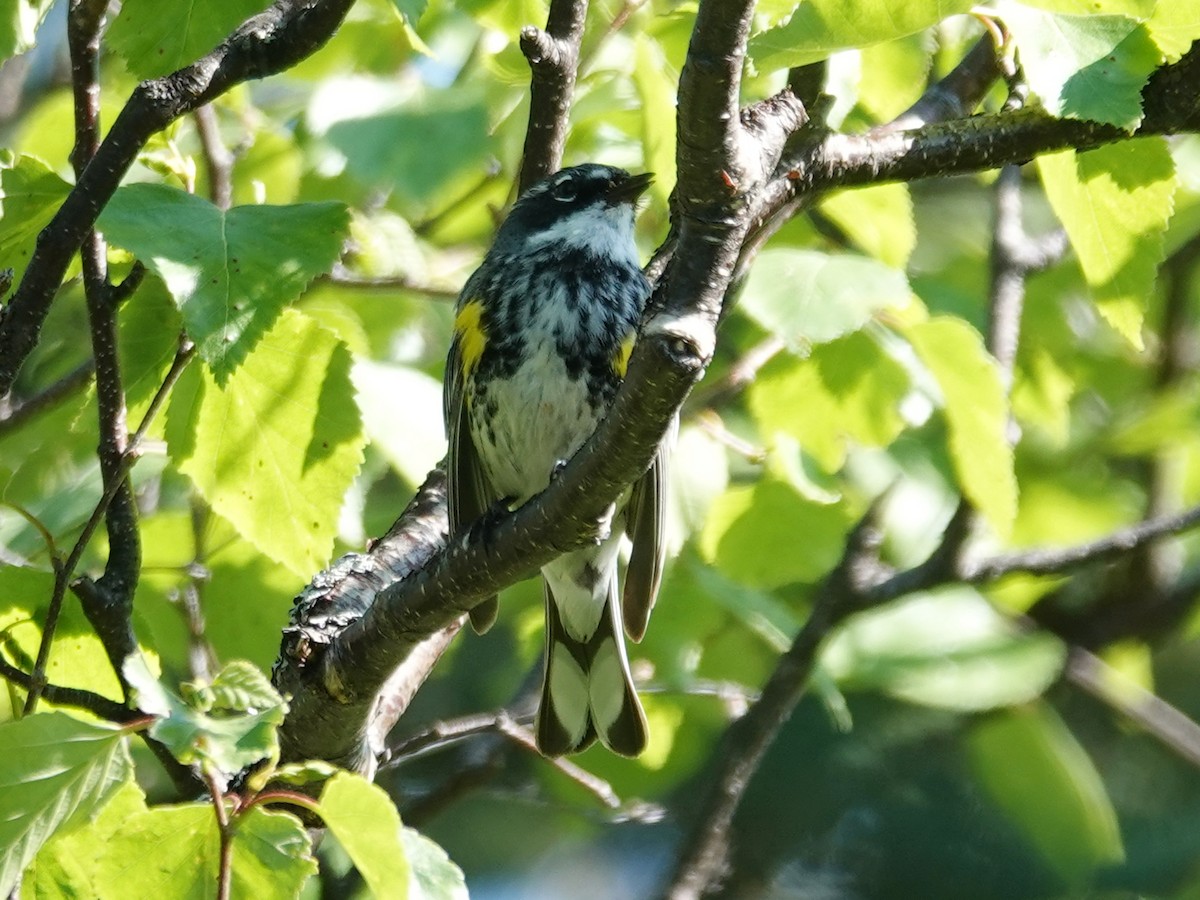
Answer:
(0, 0, 1199, 895)
(0, 663, 464, 897)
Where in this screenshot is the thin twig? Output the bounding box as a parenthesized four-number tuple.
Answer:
(1065, 646, 1200, 769)
(325, 264, 460, 300)
(204, 766, 234, 900)
(194, 103, 234, 210)
(963, 505, 1200, 582)
(0, 656, 142, 723)
(0, 361, 94, 435)
(24, 339, 194, 711)
(26, 0, 123, 715)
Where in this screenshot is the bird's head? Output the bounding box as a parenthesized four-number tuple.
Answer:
(495, 164, 654, 261)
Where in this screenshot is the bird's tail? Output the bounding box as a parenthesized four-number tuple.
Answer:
(536, 576, 648, 757)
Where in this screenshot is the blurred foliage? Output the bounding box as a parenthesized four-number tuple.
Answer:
(1, 0, 1200, 897)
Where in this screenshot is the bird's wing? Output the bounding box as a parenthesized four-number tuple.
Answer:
(621, 421, 673, 643)
(445, 330, 500, 634)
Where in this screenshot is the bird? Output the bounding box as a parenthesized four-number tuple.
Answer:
(443, 163, 669, 756)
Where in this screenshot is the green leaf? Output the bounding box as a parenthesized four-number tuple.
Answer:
(0, 0, 54, 62)
(0, 568, 130, 708)
(1004, 7, 1161, 130)
(165, 309, 365, 576)
(749, 331, 910, 471)
(967, 705, 1124, 886)
(1147, 0, 1200, 62)
(200, 660, 285, 715)
(352, 360, 445, 488)
(323, 98, 491, 209)
(87, 801, 313, 899)
(823, 588, 1067, 710)
(402, 827, 468, 900)
(0, 153, 71, 286)
(857, 33, 933, 123)
(0, 712, 132, 897)
(124, 657, 286, 777)
(1017, 0, 1155, 15)
(699, 477, 853, 589)
(117, 276, 186, 428)
(271, 760, 338, 787)
(819, 183, 916, 269)
(228, 807, 316, 899)
(107, 0, 270, 80)
(1037, 140, 1176, 349)
(739, 249, 911, 350)
(748, 0, 975, 71)
(389, 0, 428, 25)
(904, 317, 1017, 537)
(92, 804, 216, 898)
(320, 772, 411, 900)
(99, 184, 349, 379)
(632, 34, 677, 209)
(22, 780, 147, 900)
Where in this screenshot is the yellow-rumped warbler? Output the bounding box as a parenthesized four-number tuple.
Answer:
(444, 164, 668, 756)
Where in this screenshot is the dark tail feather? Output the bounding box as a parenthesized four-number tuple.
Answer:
(536, 581, 647, 757)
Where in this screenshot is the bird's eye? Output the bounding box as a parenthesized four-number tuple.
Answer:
(551, 180, 577, 202)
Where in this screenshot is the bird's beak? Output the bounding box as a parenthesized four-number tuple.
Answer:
(606, 171, 654, 205)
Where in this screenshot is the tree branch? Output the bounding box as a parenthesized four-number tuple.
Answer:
(0, 657, 141, 723)
(0, 360, 94, 435)
(0, 0, 357, 398)
(518, 0, 589, 191)
(754, 45, 1200, 239)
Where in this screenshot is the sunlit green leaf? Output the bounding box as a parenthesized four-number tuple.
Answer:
(22, 780, 147, 899)
(1005, 7, 1161, 130)
(1017, 0, 1155, 15)
(165, 309, 365, 576)
(857, 33, 932, 123)
(699, 477, 854, 589)
(320, 772, 411, 900)
(0, 153, 71, 286)
(100, 184, 349, 379)
(323, 98, 492, 209)
(749, 331, 910, 471)
(352, 360, 445, 488)
(0, 712, 132, 897)
(91, 804, 310, 898)
(0, 0, 54, 62)
(0, 569, 130, 708)
(125, 656, 286, 777)
(749, 0, 976, 71)
(904, 316, 1017, 537)
(820, 183, 916, 269)
(92, 804, 217, 898)
(1037, 140, 1176, 348)
(228, 807, 316, 899)
(967, 706, 1124, 886)
(108, 0, 270, 80)
(632, 34, 677, 209)
(823, 589, 1067, 710)
(1146, 0, 1200, 62)
(402, 827, 468, 900)
(192, 659, 284, 715)
(740, 249, 911, 350)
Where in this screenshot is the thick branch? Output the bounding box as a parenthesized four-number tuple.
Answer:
(0, 0, 357, 398)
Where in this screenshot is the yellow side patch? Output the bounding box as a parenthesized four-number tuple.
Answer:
(613, 331, 636, 377)
(454, 300, 487, 378)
